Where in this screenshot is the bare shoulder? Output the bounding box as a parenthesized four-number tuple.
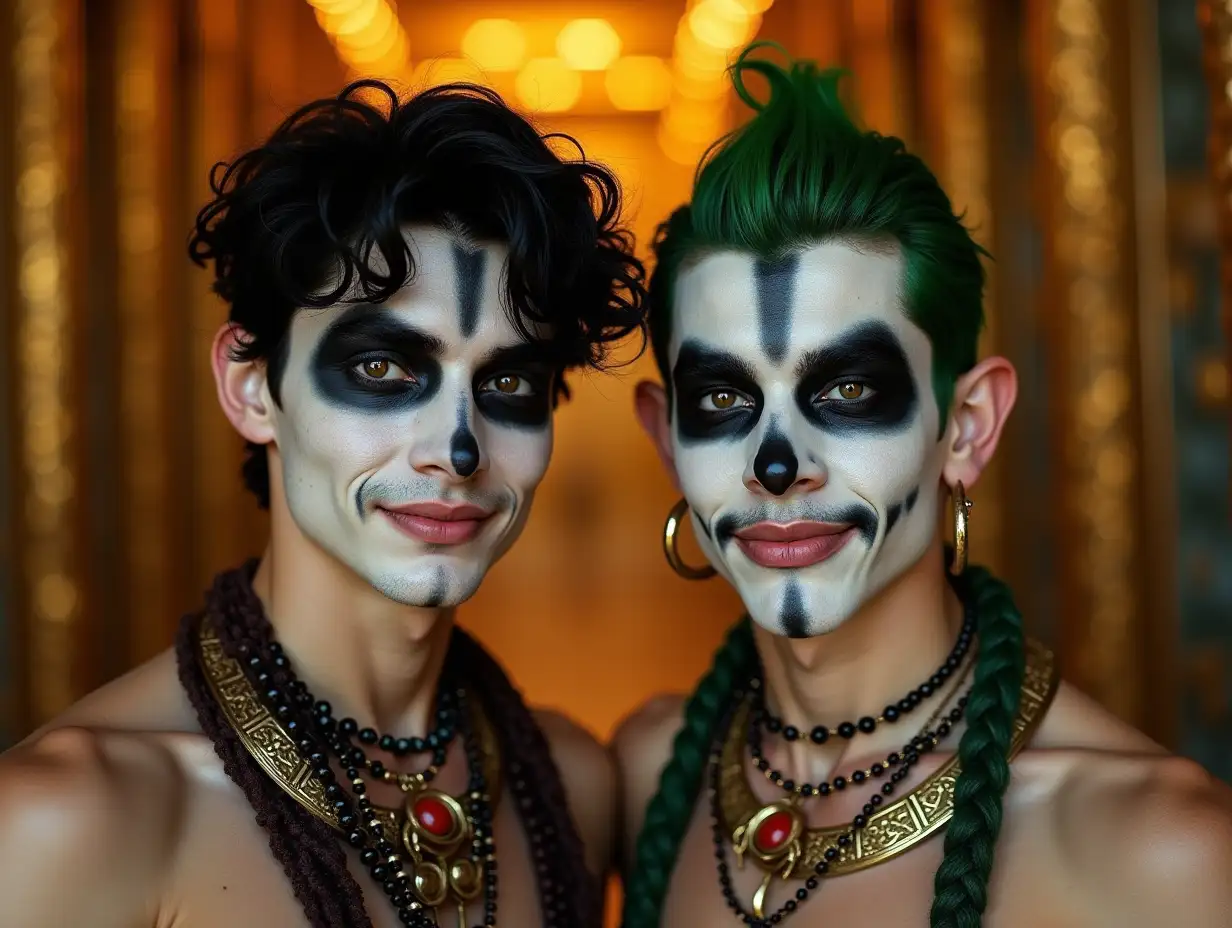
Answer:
(0, 724, 188, 927)
(1044, 747, 1232, 926)
(610, 694, 687, 873)
(1032, 680, 1166, 754)
(532, 708, 617, 878)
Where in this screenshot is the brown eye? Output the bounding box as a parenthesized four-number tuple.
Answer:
(711, 390, 737, 409)
(837, 382, 864, 400)
(363, 359, 390, 379)
(480, 373, 533, 397)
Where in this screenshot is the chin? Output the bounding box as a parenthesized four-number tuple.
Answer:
(737, 574, 865, 639)
(362, 560, 487, 609)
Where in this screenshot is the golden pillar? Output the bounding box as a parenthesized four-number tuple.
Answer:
(1198, 1, 1232, 510)
(7, 0, 88, 729)
(1029, 0, 1175, 737)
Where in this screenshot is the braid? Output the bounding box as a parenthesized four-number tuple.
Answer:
(450, 628, 601, 927)
(621, 619, 757, 928)
(929, 565, 1026, 928)
(175, 568, 372, 928)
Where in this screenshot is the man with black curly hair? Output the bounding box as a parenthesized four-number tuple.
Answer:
(0, 79, 645, 928)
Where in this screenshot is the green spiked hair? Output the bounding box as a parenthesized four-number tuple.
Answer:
(622, 45, 1026, 928)
(648, 42, 989, 431)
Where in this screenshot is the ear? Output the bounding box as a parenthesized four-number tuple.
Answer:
(940, 356, 1017, 491)
(211, 323, 276, 446)
(633, 380, 681, 493)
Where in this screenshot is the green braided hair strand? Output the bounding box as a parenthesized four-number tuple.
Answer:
(648, 42, 988, 435)
(621, 619, 757, 928)
(929, 565, 1026, 927)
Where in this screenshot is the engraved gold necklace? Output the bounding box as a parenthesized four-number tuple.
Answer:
(712, 637, 1058, 920)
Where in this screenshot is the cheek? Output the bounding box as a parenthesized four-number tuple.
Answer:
(672, 440, 748, 511)
(485, 423, 553, 490)
(276, 397, 404, 478)
(819, 426, 934, 503)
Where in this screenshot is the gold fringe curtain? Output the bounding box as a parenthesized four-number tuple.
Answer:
(1029, 0, 1175, 736)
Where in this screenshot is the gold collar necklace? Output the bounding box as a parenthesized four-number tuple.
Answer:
(715, 637, 1058, 916)
(195, 614, 502, 916)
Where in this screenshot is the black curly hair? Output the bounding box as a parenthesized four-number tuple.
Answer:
(189, 79, 647, 507)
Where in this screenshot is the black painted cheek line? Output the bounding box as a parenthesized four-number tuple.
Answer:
(904, 486, 919, 511)
(356, 474, 374, 520)
(452, 244, 486, 339)
(885, 502, 904, 534)
(696, 512, 713, 542)
(449, 397, 480, 478)
(780, 582, 809, 639)
(754, 254, 799, 366)
(423, 567, 450, 608)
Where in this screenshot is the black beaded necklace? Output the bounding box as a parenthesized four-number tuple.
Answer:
(233, 631, 497, 928)
(752, 602, 976, 746)
(708, 688, 968, 927)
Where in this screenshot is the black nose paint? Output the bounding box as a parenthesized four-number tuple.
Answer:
(449, 401, 479, 477)
(753, 424, 798, 496)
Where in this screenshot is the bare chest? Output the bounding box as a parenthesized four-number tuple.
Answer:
(661, 797, 1088, 928)
(158, 764, 544, 928)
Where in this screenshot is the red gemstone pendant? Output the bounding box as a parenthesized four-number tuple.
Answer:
(753, 810, 794, 854)
(412, 796, 455, 837)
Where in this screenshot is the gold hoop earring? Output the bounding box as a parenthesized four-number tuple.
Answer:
(949, 481, 973, 576)
(663, 498, 717, 580)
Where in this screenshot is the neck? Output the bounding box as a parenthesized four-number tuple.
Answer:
(250, 493, 455, 737)
(753, 539, 966, 782)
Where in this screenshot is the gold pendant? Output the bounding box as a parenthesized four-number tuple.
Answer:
(401, 786, 483, 927)
(731, 798, 806, 918)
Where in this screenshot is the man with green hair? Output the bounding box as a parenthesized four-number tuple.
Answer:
(615, 43, 1232, 927)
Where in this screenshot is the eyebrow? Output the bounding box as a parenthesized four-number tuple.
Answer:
(318, 304, 448, 356)
(474, 340, 559, 372)
(792, 320, 909, 378)
(673, 339, 760, 382)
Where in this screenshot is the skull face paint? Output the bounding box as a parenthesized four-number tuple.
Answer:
(666, 240, 945, 637)
(271, 225, 556, 608)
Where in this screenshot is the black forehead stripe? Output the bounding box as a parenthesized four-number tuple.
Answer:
(792, 319, 909, 379)
(673, 339, 759, 383)
(754, 253, 799, 366)
(452, 242, 487, 339)
(316, 304, 446, 356)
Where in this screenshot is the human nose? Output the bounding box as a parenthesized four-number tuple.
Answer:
(742, 413, 826, 499)
(408, 387, 487, 482)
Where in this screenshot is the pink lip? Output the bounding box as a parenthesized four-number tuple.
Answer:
(734, 521, 856, 568)
(378, 502, 494, 545)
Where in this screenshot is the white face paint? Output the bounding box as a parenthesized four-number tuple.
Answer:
(270, 225, 556, 607)
(667, 240, 945, 637)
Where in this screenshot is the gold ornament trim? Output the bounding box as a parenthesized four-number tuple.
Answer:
(195, 614, 502, 833)
(719, 637, 1058, 877)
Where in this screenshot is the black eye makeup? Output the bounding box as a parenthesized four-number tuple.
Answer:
(472, 342, 555, 429)
(793, 320, 918, 433)
(672, 339, 764, 442)
(310, 305, 444, 412)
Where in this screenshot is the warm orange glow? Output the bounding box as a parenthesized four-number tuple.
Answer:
(315, 0, 384, 38)
(657, 120, 711, 166)
(556, 18, 622, 71)
(674, 70, 729, 101)
(515, 58, 582, 112)
(310, 0, 409, 77)
(461, 19, 527, 72)
(605, 56, 673, 111)
(674, 21, 732, 78)
(411, 56, 487, 88)
(663, 97, 729, 145)
(687, 0, 760, 51)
